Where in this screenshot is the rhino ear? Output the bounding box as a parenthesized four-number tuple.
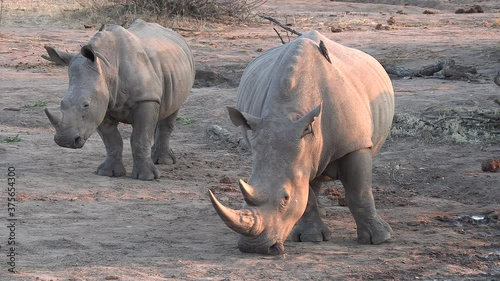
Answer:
(81, 45, 96, 62)
(227, 107, 261, 130)
(296, 103, 322, 137)
(42, 46, 75, 66)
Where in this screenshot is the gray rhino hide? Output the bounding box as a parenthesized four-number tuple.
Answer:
(44, 19, 195, 180)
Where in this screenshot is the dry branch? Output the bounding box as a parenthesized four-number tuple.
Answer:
(258, 15, 302, 36)
(383, 61, 445, 78)
(441, 59, 477, 79)
(273, 27, 285, 45)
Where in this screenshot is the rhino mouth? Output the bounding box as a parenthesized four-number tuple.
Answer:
(54, 135, 86, 149)
(238, 236, 286, 255)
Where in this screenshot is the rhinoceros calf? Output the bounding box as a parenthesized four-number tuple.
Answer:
(44, 19, 195, 180)
(209, 30, 394, 255)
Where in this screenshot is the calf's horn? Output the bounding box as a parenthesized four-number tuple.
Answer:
(45, 108, 62, 126)
(209, 190, 261, 237)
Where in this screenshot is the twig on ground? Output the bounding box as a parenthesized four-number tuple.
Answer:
(479, 113, 500, 120)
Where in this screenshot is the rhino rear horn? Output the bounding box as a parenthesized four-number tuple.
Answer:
(209, 190, 262, 237)
(239, 179, 267, 206)
(45, 108, 62, 126)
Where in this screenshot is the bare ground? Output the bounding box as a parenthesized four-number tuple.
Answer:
(0, 0, 499, 280)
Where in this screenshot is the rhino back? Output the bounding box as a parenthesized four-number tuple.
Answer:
(127, 19, 195, 118)
(237, 30, 394, 161)
(88, 20, 194, 121)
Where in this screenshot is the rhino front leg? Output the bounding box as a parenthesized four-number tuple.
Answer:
(289, 181, 331, 242)
(339, 148, 392, 244)
(96, 117, 126, 177)
(152, 109, 178, 165)
(130, 101, 161, 180)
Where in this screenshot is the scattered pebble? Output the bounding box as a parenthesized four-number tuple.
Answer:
(375, 23, 390, 30)
(456, 5, 484, 14)
(219, 175, 232, 184)
(330, 26, 343, 33)
(423, 10, 440, 14)
(387, 16, 396, 25)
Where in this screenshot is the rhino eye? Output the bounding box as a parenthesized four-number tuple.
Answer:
(82, 102, 90, 109)
(280, 194, 290, 208)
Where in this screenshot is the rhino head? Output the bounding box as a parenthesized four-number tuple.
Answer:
(210, 104, 322, 255)
(44, 45, 111, 148)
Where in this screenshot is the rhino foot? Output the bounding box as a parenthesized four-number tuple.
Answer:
(152, 148, 176, 165)
(132, 160, 161, 180)
(96, 160, 126, 177)
(289, 217, 331, 242)
(356, 216, 392, 245)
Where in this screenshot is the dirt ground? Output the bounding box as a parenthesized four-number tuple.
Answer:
(0, 0, 499, 280)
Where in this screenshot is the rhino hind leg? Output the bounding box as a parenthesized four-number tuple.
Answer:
(96, 117, 126, 177)
(152, 110, 178, 165)
(339, 148, 392, 245)
(131, 102, 161, 180)
(289, 182, 331, 242)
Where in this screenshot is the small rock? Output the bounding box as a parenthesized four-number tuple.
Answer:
(387, 16, 396, 25)
(219, 175, 232, 184)
(375, 23, 390, 30)
(256, 47, 264, 52)
(494, 71, 500, 86)
(338, 197, 348, 207)
(481, 158, 499, 172)
(456, 5, 484, 14)
(423, 10, 439, 14)
(330, 26, 343, 33)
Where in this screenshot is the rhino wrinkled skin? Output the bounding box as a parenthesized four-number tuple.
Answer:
(44, 19, 195, 180)
(210, 31, 395, 255)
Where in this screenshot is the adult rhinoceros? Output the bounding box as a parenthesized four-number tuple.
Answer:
(209, 31, 394, 255)
(44, 19, 195, 180)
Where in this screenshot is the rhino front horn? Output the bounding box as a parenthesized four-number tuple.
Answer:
(208, 190, 262, 237)
(45, 108, 62, 126)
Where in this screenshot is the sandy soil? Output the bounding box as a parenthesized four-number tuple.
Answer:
(0, 0, 499, 280)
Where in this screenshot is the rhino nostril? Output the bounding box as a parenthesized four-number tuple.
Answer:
(74, 136, 82, 146)
(268, 242, 285, 255)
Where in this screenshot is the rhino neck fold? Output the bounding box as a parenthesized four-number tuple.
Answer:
(87, 29, 122, 112)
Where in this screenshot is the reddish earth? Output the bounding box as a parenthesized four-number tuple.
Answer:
(0, 0, 499, 280)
